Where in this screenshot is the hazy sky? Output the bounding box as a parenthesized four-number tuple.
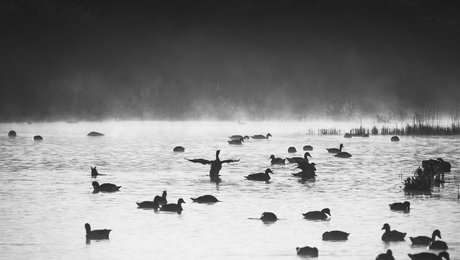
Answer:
(1, 0, 459, 121)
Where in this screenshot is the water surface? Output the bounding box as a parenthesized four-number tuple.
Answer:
(1, 121, 459, 260)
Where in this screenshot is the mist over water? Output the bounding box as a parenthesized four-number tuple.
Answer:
(1, 0, 460, 122)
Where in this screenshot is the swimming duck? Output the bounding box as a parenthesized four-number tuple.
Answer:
(260, 212, 277, 221)
(429, 239, 448, 250)
(92, 181, 121, 192)
(270, 155, 286, 165)
(85, 223, 111, 240)
(136, 196, 160, 209)
(381, 223, 406, 241)
(245, 168, 272, 182)
(90, 166, 100, 177)
(228, 137, 244, 145)
(326, 144, 343, 153)
(292, 170, 317, 179)
(322, 230, 349, 240)
(303, 208, 330, 220)
(191, 195, 219, 203)
(251, 133, 272, 139)
(410, 229, 441, 245)
(229, 135, 249, 140)
(87, 131, 104, 137)
(173, 146, 185, 152)
(154, 190, 168, 206)
(286, 152, 312, 163)
(186, 150, 240, 179)
(389, 201, 410, 211)
(303, 145, 313, 151)
(34, 135, 43, 141)
(160, 198, 186, 213)
(376, 249, 395, 260)
(408, 252, 450, 260)
(296, 246, 318, 257)
(287, 147, 297, 153)
(391, 136, 400, 142)
(8, 130, 16, 137)
(335, 151, 352, 158)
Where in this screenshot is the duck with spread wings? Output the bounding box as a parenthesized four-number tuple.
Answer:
(186, 150, 240, 180)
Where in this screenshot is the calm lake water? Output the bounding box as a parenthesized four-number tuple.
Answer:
(1, 121, 459, 260)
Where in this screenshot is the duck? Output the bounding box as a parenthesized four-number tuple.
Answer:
(160, 198, 186, 213)
(287, 147, 297, 153)
(292, 170, 317, 179)
(173, 146, 185, 152)
(186, 150, 240, 179)
(322, 230, 349, 240)
(326, 144, 343, 153)
(229, 135, 249, 140)
(154, 190, 168, 206)
(303, 145, 313, 151)
(302, 208, 330, 220)
(260, 212, 277, 221)
(286, 152, 312, 163)
(381, 223, 406, 241)
(429, 239, 448, 250)
(408, 252, 450, 260)
(90, 166, 100, 177)
(85, 223, 111, 240)
(136, 196, 160, 209)
(191, 195, 219, 203)
(335, 151, 352, 158)
(245, 168, 272, 182)
(389, 201, 410, 211)
(410, 229, 441, 245)
(87, 131, 104, 137)
(34, 135, 43, 141)
(251, 133, 272, 139)
(92, 181, 121, 192)
(376, 249, 395, 260)
(269, 155, 286, 165)
(228, 137, 244, 145)
(8, 130, 16, 137)
(296, 246, 318, 257)
(391, 136, 400, 142)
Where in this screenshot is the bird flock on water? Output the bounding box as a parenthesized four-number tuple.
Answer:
(7, 129, 454, 259)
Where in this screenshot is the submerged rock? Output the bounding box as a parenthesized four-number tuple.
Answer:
(8, 130, 16, 137)
(33, 135, 43, 141)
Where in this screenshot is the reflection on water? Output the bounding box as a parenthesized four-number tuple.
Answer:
(0, 121, 459, 260)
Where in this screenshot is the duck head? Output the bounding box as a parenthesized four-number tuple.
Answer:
(265, 168, 273, 174)
(322, 208, 331, 216)
(92, 182, 100, 189)
(304, 152, 312, 159)
(177, 198, 186, 204)
(381, 223, 391, 231)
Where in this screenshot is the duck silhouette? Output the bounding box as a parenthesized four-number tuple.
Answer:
(335, 151, 352, 158)
(376, 249, 395, 260)
(8, 130, 16, 137)
(154, 190, 168, 206)
(303, 145, 313, 151)
(429, 239, 448, 250)
(260, 212, 277, 221)
(186, 150, 240, 179)
(92, 181, 121, 192)
(245, 168, 272, 182)
(173, 146, 185, 152)
(269, 155, 286, 165)
(326, 144, 343, 153)
(286, 152, 312, 163)
(85, 223, 111, 240)
(87, 131, 104, 137)
(389, 201, 410, 211)
(408, 252, 450, 260)
(303, 208, 330, 220)
(160, 198, 186, 213)
(287, 147, 297, 153)
(322, 230, 349, 240)
(296, 246, 318, 256)
(191, 195, 219, 203)
(251, 133, 272, 139)
(228, 137, 244, 145)
(410, 229, 441, 245)
(381, 223, 406, 241)
(136, 196, 160, 209)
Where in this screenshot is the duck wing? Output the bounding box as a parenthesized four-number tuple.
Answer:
(186, 158, 212, 164)
(221, 159, 240, 164)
